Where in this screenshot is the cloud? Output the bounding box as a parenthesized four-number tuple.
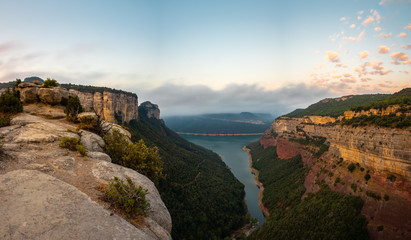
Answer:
(350, 24, 356, 28)
(343, 30, 365, 42)
(379, 33, 392, 38)
(341, 78, 356, 83)
(405, 23, 411, 30)
(390, 52, 408, 65)
(378, 45, 390, 53)
(362, 16, 374, 26)
(140, 83, 333, 116)
(343, 73, 351, 77)
(325, 51, 340, 62)
(374, 27, 382, 32)
(402, 45, 411, 49)
(405, 70, 409, 74)
(404, 60, 411, 65)
(358, 51, 369, 59)
(0, 42, 19, 53)
(398, 32, 407, 38)
(340, 17, 346, 21)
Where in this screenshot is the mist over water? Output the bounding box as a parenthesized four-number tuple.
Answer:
(182, 135, 266, 227)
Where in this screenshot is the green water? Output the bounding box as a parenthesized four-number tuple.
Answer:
(182, 135, 266, 227)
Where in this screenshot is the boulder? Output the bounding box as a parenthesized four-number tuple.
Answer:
(19, 87, 39, 103)
(0, 170, 155, 240)
(86, 152, 112, 162)
(38, 87, 72, 105)
(139, 101, 160, 120)
(92, 161, 172, 234)
(101, 120, 132, 139)
(79, 130, 105, 152)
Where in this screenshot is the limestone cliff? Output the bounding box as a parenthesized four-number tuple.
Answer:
(264, 116, 411, 181)
(69, 89, 138, 123)
(139, 101, 160, 120)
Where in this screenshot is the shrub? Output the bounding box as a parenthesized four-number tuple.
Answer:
(350, 184, 357, 192)
(335, 177, 341, 184)
(0, 113, 11, 127)
(347, 163, 356, 172)
(383, 194, 389, 201)
(59, 136, 87, 155)
(106, 176, 150, 217)
(364, 173, 371, 181)
(366, 191, 381, 200)
(360, 167, 364, 172)
(64, 96, 84, 121)
(377, 225, 384, 231)
(43, 78, 59, 88)
(104, 129, 164, 183)
(77, 115, 101, 133)
(0, 90, 23, 114)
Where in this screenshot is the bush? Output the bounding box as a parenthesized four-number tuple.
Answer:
(104, 129, 164, 183)
(364, 173, 371, 181)
(360, 167, 364, 172)
(377, 225, 384, 231)
(348, 163, 356, 172)
(366, 191, 381, 200)
(59, 136, 87, 155)
(43, 78, 59, 88)
(0, 90, 23, 114)
(64, 96, 84, 121)
(106, 176, 150, 217)
(77, 115, 101, 133)
(383, 194, 389, 201)
(0, 113, 11, 127)
(351, 183, 357, 192)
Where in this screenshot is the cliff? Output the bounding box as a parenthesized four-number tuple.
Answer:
(0, 104, 172, 239)
(69, 89, 138, 123)
(15, 82, 139, 124)
(265, 116, 411, 181)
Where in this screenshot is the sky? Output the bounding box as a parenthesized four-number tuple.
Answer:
(0, 0, 410, 116)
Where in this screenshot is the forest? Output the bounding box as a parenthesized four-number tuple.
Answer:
(246, 142, 368, 240)
(125, 112, 248, 239)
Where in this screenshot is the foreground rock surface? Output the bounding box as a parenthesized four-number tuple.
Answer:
(0, 170, 153, 240)
(0, 107, 171, 240)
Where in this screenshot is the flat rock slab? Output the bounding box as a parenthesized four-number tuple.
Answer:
(0, 169, 153, 240)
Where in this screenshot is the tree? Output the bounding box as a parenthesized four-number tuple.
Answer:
(0, 89, 23, 114)
(64, 96, 83, 121)
(43, 78, 59, 88)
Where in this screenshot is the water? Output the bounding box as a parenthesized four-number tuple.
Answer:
(181, 135, 266, 227)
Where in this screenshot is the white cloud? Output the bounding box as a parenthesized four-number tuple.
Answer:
(350, 24, 356, 28)
(362, 16, 374, 26)
(378, 45, 390, 53)
(405, 23, 411, 30)
(325, 51, 340, 62)
(340, 17, 346, 21)
(358, 51, 369, 59)
(402, 45, 411, 50)
(379, 33, 392, 38)
(390, 52, 408, 65)
(374, 27, 382, 32)
(398, 32, 407, 38)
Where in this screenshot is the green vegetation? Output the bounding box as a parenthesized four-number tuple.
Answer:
(284, 94, 389, 117)
(59, 136, 87, 156)
(366, 191, 381, 200)
(0, 113, 11, 128)
(377, 225, 384, 231)
(0, 90, 23, 114)
(364, 173, 371, 181)
(106, 176, 150, 217)
(64, 96, 84, 121)
(247, 141, 368, 240)
(341, 114, 411, 128)
(350, 88, 410, 112)
(104, 129, 164, 184)
(125, 113, 247, 239)
(164, 112, 273, 134)
(348, 163, 356, 172)
(43, 78, 59, 88)
(384, 194, 389, 201)
(351, 183, 357, 192)
(289, 135, 329, 157)
(60, 83, 137, 97)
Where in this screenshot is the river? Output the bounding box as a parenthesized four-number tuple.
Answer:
(181, 135, 266, 227)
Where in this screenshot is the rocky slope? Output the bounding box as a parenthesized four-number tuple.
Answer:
(0, 105, 172, 239)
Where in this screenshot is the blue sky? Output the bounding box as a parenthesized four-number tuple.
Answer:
(0, 0, 410, 116)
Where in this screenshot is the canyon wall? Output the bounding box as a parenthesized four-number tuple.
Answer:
(69, 90, 138, 123)
(265, 116, 411, 181)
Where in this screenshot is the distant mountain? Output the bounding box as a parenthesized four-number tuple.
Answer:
(24, 76, 44, 82)
(164, 112, 274, 134)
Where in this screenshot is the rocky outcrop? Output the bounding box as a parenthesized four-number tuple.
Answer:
(17, 83, 75, 106)
(265, 116, 411, 180)
(0, 108, 172, 239)
(139, 101, 160, 120)
(69, 90, 138, 124)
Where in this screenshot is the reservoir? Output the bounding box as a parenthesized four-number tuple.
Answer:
(181, 135, 266, 227)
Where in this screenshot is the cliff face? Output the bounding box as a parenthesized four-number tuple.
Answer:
(69, 90, 138, 123)
(265, 117, 411, 180)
